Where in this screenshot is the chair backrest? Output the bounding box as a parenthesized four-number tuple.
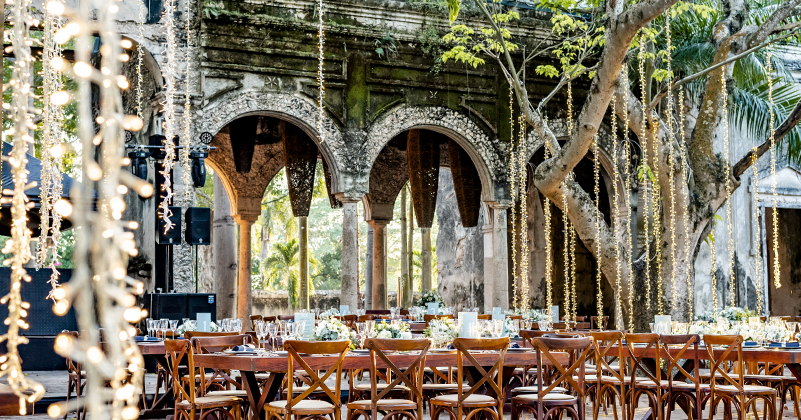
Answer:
(357, 314, 374, 322)
(263, 315, 277, 322)
(530, 337, 592, 398)
(590, 316, 609, 330)
(623, 333, 662, 386)
(184, 331, 241, 340)
(589, 331, 624, 383)
(192, 335, 250, 354)
(703, 334, 744, 391)
(508, 315, 523, 320)
(164, 339, 197, 404)
(519, 329, 550, 347)
(452, 337, 509, 406)
(424, 314, 454, 326)
(284, 340, 349, 412)
(250, 315, 262, 330)
(64, 331, 81, 374)
(660, 334, 701, 388)
(279, 315, 295, 321)
(477, 314, 491, 320)
(333, 314, 357, 328)
(364, 338, 429, 413)
(574, 316, 588, 322)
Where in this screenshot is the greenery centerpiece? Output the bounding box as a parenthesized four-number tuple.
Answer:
(370, 321, 412, 339)
(695, 307, 757, 323)
(416, 290, 445, 308)
(423, 318, 457, 347)
(312, 317, 357, 349)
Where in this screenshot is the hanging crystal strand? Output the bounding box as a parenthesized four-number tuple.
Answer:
(622, 73, 635, 328)
(161, 0, 178, 230)
(563, 190, 571, 323)
(180, 0, 194, 203)
(317, 0, 326, 142)
(720, 65, 735, 307)
(766, 51, 780, 289)
(137, 1, 145, 121)
(518, 115, 529, 310)
(638, 33, 652, 311)
(569, 222, 577, 322)
(509, 83, 519, 311)
(39, 0, 66, 301)
(2, 0, 46, 409)
(678, 89, 693, 320)
(593, 133, 603, 324)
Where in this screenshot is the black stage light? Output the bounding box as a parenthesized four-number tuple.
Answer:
(190, 151, 208, 188)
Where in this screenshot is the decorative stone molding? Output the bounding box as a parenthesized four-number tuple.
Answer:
(365, 105, 504, 184)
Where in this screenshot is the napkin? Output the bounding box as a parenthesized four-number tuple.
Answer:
(134, 336, 160, 342)
(232, 345, 256, 352)
(511, 343, 520, 349)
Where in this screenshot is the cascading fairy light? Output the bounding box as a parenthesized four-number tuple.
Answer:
(317, 0, 326, 142)
(569, 222, 577, 322)
(2, 0, 47, 410)
(562, 190, 571, 323)
(639, 32, 652, 311)
(611, 94, 624, 330)
(622, 73, 634, 328)
(518, 115, 529, 309)
(180, 0, 194, 203)
(38, 0, 66, 300)
(44, 0, 152, 418)
(766, 52, 780, 290)
(160, 0, 179, 230)
(508, 83, 519, 311)
(665, 10, 678, 306)
(651, 120, 664, 314)
(721, 65, 735, 307)
(751, 149, 764, 315)
(136, 0, 145, 121)
(678, 88, 694, 319)
(593, 134, 603, 324)
(543, 125, 553, 312)
(710, 229, 718, 318)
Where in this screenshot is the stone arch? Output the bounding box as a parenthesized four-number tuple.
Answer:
(196, 89, 345, 194)
(364, 105, 503, 202)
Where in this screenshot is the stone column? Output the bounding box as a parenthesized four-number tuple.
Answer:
(400, 188, 409, 307)
(298, 216, 309, 310)
(491, 204, 510, 311)
(368, 220, 389, 310)
(213, 175, 237, 319)
(234, 214, 257, 320)
(340, 199, 360, 310)
(421, 228, 432, 292)
(365, 226, 373, 309)
(482, 217, 495, 314)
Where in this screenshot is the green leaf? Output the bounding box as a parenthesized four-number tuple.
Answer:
(447, 0, 461, 24)
(536, 65, 560, 78)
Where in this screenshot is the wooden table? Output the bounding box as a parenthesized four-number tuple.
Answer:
(194, 350, 568, 420)
(138, 342, 174, 418)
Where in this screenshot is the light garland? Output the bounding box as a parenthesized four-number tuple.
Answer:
(721, 65, 735, 307)
(180, 0, 194, 203)
(45, 0, 152, 418)
(543, 129, 553, 312)
(678, 88, 693, 319)
(569, 220, 577, 323)
(611, 95, 624, 330)
(639, 33, 652, 311)
(2, 0, 46, 410)
(665, 11, 678, 307)
(652, 120, 663, 315)
(563, 190, 571, 324)
(518, 115, 529, 310)
(766, 52, 780, 289)
(136, 0, 145, 121)
(161, 0, 179, 230)
(38, 0, 66, 300)
(593, 134, 603, 324)
(710, 229, 718, 319)
(623, 73, 634, 328)
(317, 0, 326, 142)
(508, 83, 519, 312)
(751, 148, 764, 315)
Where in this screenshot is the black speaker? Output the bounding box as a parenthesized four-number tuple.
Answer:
(185, 207, 211, 245)
(157, 206, 182, 245)
(0, 268, 77, 336)
(142, 293, 187, 320)
(187, 293, 216, 321)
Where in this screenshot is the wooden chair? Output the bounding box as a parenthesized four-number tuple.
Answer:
(278, 315, 295, 321)
(263, 316, 277, 322)
(477, 314, 492, 320)
(779, 376, 801, 419)
(265, 340, 348, 420)
(588, 331, 626, 420)
(346, 338, 429, 420)
(184, 331, 242, 340)
(164, 339, 242, 420)
(590, 316, 609, 330)
(704, 335, 777, 420)
(63, 332, 85, 419)
(660, 334, 705, 420)
(191, 335, 251, 398)
(512, 330, 563, 393)
(622, 333, 663, 420)
(250, 315, 263, 330)
(575, 316, 588, 322)
(430, 337, 509, 420)
(424, 314, 454, 327)
(357, 314, 375, 323)
(334, 314, 357, 329)
(511, 336, 592, 420)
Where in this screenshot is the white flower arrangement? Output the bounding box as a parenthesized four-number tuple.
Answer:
(763, 324, 789, 342)
(177, 322, 197, 336)
(319, 308, 340, 319)
(424, 318, 457, 343)
(725, 324, 759, 342)
(688, 322, 714, 337)
(313, 318, 350, 341)
(696, 306, 757, 323)
(503, 317, 520, 337)
(416, 290, 445, 308)
(370, 322, 412, 339)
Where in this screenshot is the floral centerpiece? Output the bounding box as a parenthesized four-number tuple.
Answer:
(319, 308, 340, 319)
(763, 323, 789, 342)
(696, 306, 757, 323)
(503, 317, 520, 337)
(688, 322, 714, 337)
(726, 323, 759, 342)
(312, 317, 358, 349)
(370, 321, 412, 339)
(416, 290, 445, 308)
(424, 318, 457, 347)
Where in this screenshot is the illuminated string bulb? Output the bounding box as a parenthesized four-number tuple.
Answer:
(180, 0, 194, 203)
(518, 115, 529, 310)
(622, 73, 634, 329)
(720, 65, 735, 307)
(593, 134, 603, 324)
(639, 32, 652, 311)
(569, 221, 577, 323)
(751, 148, 764, 315)
(508, 83, 519, 312)
(317, 0, 326, 142)
(136, 1, 144, 121)
(611, 95, 624, 330)
(651, 120, 663, 315)
(3, 0, 46, 409)
(710, 229, 718, 319)
(766, 51, 780, 289)
(665, 10, 678, 307)
(543, 126, 553, 312)
(678, 88, 693, 319)
(160, 0, 178, 230)
(563, 190, 571, 323)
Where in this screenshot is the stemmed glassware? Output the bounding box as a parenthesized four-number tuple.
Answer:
(169, 320, 178, 338)
(145, 318, 154, 338)
(159, 319, 169, 339)
(268, 323, 278, 351)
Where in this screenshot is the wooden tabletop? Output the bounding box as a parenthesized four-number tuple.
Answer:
(609, 344, 801, 364)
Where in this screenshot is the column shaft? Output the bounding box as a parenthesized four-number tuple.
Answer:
(340, 201, 359, 310)
(492, 206, 509, 310)
(370, 221, 388, 310)
(236, 219, 254, 320)
(366, 226, 374, 309)
(299, 216, 309, 310)
(421, 227, 432, 292)
(213, 174, 237, 320)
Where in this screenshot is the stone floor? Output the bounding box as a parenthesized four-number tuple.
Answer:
(2, 371, 798, 420)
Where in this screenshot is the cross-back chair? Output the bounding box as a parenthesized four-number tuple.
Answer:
(265, 340, 349, 420)
(184, 331, 242, 340)
(63, 332, 86, 419)
(660, 334, 705, 420)
(164, 339, 243, 420)
(191, 335, 251, 398)
(512, 330, 565, 395)
(334, 315, 357, 329)
(622, 333, 663, 420)
(430, 337, 509, 420)
(590, 316, 609, 330)
(704, 334, 777, 420)
(346, 338, 430, 420)
(588, 331, 626, 420)
(511, 336, 592, 420)
(250, 315, 262, 330)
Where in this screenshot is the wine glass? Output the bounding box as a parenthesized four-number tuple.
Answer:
(145, 318, 154, 338)
(169, 320, 178, 338)
(159, 319, 169, 339)
(492, 319, 504, 338)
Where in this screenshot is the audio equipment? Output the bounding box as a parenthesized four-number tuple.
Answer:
(185, 207, 211, 245)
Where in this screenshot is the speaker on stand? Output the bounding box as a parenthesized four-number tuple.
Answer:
(185, 207, 211, 292)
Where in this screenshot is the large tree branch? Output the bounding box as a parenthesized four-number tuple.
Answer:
(537, 65, 599, 112)
(646, 29, 800, 115)
(732, 98, 801, 178)
(748, 0, 801, 48)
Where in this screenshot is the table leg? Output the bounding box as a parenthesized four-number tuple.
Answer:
(241, 371, 285, 420)
(148, 355, 174, 410)
(788, 363, 801, 381)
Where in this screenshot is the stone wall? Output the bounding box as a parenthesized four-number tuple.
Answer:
(251, 291, 408, 316)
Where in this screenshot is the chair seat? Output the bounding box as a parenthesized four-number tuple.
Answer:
(289, 385, 326, 394)
(348, 399, 416, 409)
(206, 390, 249, 398)
(513, 393, 578, 403)
(713, 384, 778, 395)
(744, 374, 785, 382)
(353, 383, 410, 392)
(513, 385, 568, 394)
(176, 395, 242, 409)
(267, 399, 335, 414)
(670, 382, 711, 390)
(422, 383, 460, 390)
(431, 393, 498, 407)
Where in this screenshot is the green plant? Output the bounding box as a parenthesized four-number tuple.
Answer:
(418, 26, 445, 74)
(375, 31, 398, 61)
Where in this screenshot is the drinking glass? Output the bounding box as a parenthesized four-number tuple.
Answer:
(267, 323, 278, 351)
(508, 320, 520, 337)
(286, 322, 296, 339)
(145, 318, 154, 338)
(492, 320, 504, 337)
(159, 319, 169, 339)
(538, 319, 552, 332)
(169, 320, 178, 337)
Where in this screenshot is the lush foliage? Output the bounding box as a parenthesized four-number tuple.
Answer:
(423, 318, 457, 342)
(695, 306, 758, 323)
(416, 290, 445, 307)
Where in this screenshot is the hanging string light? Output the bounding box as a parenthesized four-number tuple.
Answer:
(766, 51, 780, 290)
(678, 88, 694, 319)
(2, 0, 47, 410)
(44, 0, 151, 417)
(622, 73, 635, 328)
(38, 0, 66, 300)
(136, 0, 145, 122)
(518, 114, 529, 310)
(611, 95, 624, 330)
(543, 121, 553, 312)
(751, 149, 764, 315)
(665, 10, 679, 306)
(562, 190, 571, 323)
(317, 0, 326, 142)
(593, 134, 603, 323)
(508, 83, 519, 312)
(569, 222, 577, 322)
(638, 33, 652, 311)
(710, 229, 718, 319)
(160, 0, 178, 231)
(652, 120, 664, 314)
(721, 65, 736, 307)
(180, 0, 194, 203)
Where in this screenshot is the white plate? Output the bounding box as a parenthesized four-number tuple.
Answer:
(351, 349, 370, 354)
(273, 351, 288, 356)
(507, 347, 531, 352)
